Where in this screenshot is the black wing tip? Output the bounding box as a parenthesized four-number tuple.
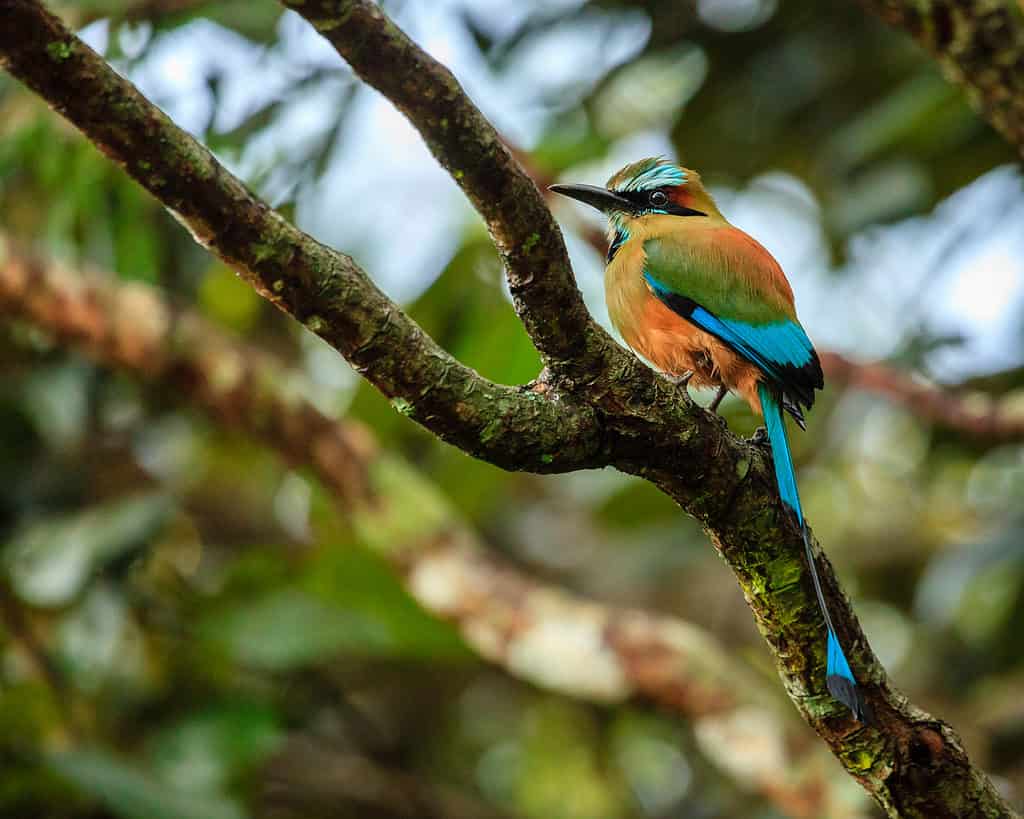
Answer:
(646, 287, 825, 406)
(827, 675, 874, 725)
(778, 355, 823, 414)
(781, 395, 807, 429)
(808, 348, 824, 390)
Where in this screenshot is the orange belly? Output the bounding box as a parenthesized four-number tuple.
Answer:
(622, 292, 764, 415)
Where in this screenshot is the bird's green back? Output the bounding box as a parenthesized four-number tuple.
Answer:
(641, 226, 798, 327)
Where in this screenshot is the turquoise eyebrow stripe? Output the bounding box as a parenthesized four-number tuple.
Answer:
(621, 162, 686, 191)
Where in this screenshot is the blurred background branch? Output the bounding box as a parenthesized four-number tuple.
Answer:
(858, 0, 1024, 157)
(0, 11, 928, 805)
(1, 0, 1023, 817)
(822, 352, 1024, 445)
(0, 0, 603, 475)
(0, 238, 867, 818)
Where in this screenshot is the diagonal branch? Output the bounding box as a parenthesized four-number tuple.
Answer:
(0, 0, 600, 475)
(276, 0, 619, 372)
(0, 240, 863, 819)
(529, 154, 1024, 445)
(0, 2, 1015, 815)
(526, 148, 1024, 445)
(858, 0, 1024, 156)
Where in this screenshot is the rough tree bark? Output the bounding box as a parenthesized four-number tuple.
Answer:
(0, 1, 1018, 816)
(0, 240, 867, 818)
(859, 0, 1024, 158)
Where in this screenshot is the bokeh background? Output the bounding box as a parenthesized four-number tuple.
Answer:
(2, 1, 1024, 817)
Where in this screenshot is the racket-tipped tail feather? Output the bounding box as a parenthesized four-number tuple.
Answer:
(759, 384, 869, 722)
(827, 629, 872, 723)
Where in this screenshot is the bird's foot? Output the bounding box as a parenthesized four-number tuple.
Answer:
(664, 371, 694, 388)
(708, 385, 729, 414)
(748, 426, 769, 446)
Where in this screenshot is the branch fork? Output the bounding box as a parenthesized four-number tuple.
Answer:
(2, 0, 1021, 814)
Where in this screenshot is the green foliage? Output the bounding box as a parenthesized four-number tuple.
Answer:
(0, 117, 168, 282)
(49, 750, 246, 819)
(1, 0, 1023, 817)
(201, 587, 391, 669)
(7, 493, 175, 607)
(198, 264, 264, 332)
(199, 543, 469, 668)
(148, 702, 282, 792)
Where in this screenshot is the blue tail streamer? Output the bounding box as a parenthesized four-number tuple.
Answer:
(758, 384, 869, 722)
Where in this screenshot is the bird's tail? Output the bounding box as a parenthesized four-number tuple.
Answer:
(758, 383, 868, 722)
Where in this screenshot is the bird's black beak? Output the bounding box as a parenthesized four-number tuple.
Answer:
(548, 183, 633, 214)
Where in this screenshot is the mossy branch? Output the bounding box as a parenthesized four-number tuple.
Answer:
(0, 0, 601, 475)
(277, 0, 620, 374)
(0, 239, 860, 818)
(0, 1, 1017, 814)
(859, 0, 1024, 157)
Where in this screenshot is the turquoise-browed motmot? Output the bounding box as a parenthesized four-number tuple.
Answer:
(551, 158, 867, 721)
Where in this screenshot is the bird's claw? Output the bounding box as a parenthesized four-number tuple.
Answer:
(664, 371, 694, 388)
(708, 385, 729, 414)
(748, 426, 769, 446)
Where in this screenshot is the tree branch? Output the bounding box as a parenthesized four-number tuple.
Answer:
(266, 5, 1023, 816)
(858, 0, 1024, 156)
(822, 351, 1024, 444)
(0, 0, 601, 475)
(0, 2, 1015, 814)
(0, 240, 862, 818)
(275, 0, 622, 373)
(535, 153, 1024, 445)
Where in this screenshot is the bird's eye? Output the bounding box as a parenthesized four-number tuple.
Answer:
(649, 190, 669, 207)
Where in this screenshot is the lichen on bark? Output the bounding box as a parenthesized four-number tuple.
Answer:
(860, 0, 1024, 157)
(0, 0, 1020, 814)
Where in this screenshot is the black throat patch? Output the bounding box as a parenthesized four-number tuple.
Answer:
(607, 227, 628, 263)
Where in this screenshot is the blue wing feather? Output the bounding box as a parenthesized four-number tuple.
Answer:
(643, 271, 820, 407)
(690, 305, 813, 370)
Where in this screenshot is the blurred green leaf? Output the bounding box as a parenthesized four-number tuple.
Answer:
(596, 480, 686, 529)
(595, 45, 707, 137)
(200, 587, 388, 670)
(610, 710, 690, 816)
(49, 749, 246, 819)
(65, 1, 283, 40)
(517, 699, 625, 819)
(6, 493, 175, 606)
(21, 362, 91, 451)
(113, 198, 162, 283)
(0, 681, 64, 752)
(198, 264, 263, 332)
(203, 541, 469, 668)
(826, 73, 964, 170)
(530, 115, 611, 175)
(149, 703, 283, 792)
(304, 544, 469, 661)
(56, 583, 149, 693)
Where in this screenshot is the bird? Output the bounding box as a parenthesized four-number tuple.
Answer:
(550, 157, 868, 722)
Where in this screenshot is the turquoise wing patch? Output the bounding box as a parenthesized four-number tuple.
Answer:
(643, 271, 820, 407)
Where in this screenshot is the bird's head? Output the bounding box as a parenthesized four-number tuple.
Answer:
(550, 157, 719, 240)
